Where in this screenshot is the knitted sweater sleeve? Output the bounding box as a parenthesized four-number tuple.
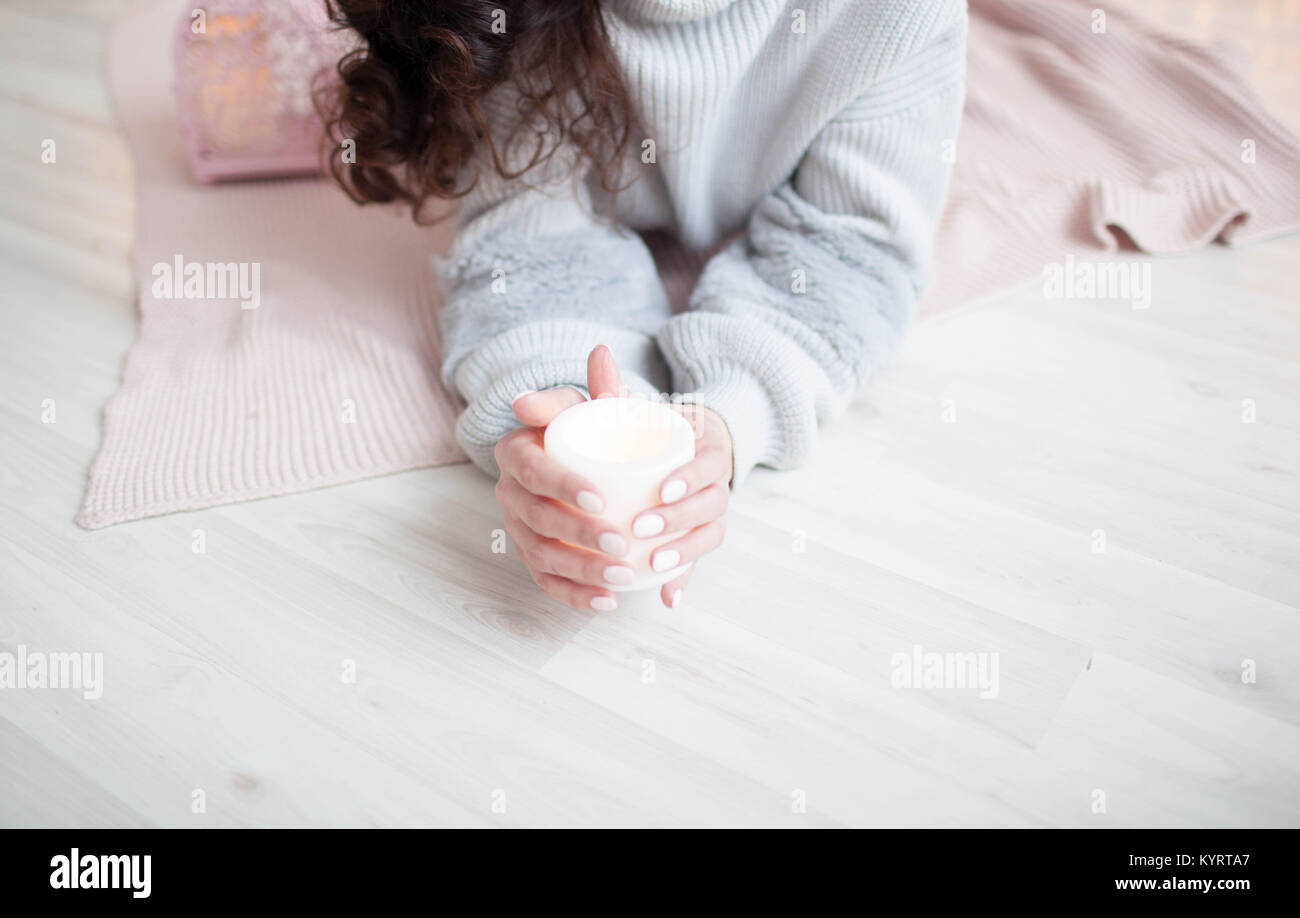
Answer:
(655, 9, 968, 489)
(435, 93, 673, 479)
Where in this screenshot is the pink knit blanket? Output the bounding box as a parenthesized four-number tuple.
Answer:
(78, 0, 1300, 528)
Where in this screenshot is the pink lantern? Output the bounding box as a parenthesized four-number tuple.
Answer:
(174, 0, 352, 183)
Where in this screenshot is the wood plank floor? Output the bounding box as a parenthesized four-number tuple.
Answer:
(1, 0, 1297, 827)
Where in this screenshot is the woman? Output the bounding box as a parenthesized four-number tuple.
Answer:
(327, 0, 967, 612)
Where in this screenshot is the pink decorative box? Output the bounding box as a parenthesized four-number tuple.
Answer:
(174, 0, 349, 183)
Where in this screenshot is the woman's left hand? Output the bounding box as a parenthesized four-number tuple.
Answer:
(634, 402, 733, 609)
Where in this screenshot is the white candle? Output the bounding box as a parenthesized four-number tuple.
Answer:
(544, 396, 695, 591)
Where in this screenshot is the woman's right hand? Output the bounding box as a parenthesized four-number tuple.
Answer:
(494, 345, 634, 612)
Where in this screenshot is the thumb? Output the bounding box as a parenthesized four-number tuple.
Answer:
(587, 344, 624, 399)
(512, 386, 586, 428)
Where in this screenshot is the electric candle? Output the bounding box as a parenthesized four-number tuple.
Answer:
(544, 397, 695, 592)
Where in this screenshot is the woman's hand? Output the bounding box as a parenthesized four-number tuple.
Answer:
(495, 345, 633, 612)
(496, 345, 733, 611)
(634, 402, 732, 610)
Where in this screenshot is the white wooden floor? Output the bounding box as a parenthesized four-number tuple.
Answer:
(1, 0, 1298, 827)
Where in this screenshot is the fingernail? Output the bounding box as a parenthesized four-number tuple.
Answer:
(576, 490, 604, 514)
(632, 513, 665, 538)
(652, 549, 681, 572)
(598, 532, 628, 556)
(590, 595, 618, 612)
(660, 479, 687, 504)
(669, 588, 683, 609)
(603, 564, 636, 585)
(511, 389, 537, 404)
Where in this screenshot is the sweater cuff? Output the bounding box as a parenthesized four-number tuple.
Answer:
(679, 364, 780, 492)
(658, 310, 834, 489)
(452, 319, 668, 478)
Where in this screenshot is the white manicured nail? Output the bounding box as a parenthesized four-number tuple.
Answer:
(632, 513, 665, 538)
(511, 389, 537, 404)
(576, 490, 604, 514)
(669, 589, 683, 609)
(652, 549, 681, 572)
(603, 565, 635, 585)
(590, 595, 618, 612)
(598, 532, 628, 556)
(660, 479, 687, 503)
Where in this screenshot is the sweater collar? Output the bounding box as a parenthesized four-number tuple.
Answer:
(606, 0, 740, 23)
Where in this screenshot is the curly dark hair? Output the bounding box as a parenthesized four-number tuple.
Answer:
(321, 0, 634, 223)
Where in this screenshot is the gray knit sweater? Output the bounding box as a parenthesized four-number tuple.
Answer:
(435, 0, 968, 488)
